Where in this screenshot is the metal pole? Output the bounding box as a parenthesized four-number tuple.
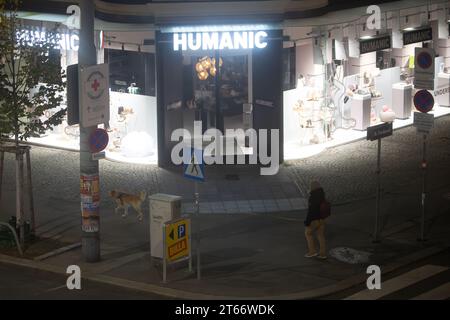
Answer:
(79, 0, 100, 262)
(419, 134, 427, 241)
(188, 219, 192, 272)
(163, 224, 167, 283)
(195, 181, 201, 280)
(0, 151, 4, 202)
(374, 138, 381, 243)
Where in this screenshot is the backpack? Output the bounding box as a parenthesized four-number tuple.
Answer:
(320, 200, 331, 219)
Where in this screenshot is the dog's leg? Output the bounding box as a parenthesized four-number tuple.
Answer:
(137, 207, 143, 222)
(122, 205, 129, 218)
(132, 203, 144, 222)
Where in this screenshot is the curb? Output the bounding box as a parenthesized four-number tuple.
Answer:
(0, 245, 447, 300)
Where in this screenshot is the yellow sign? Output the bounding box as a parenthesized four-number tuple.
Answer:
(165, 218, 190, 262)
(409, 55, 415, 69)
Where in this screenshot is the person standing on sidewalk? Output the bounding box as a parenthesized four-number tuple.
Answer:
(304, 180, 327, 259)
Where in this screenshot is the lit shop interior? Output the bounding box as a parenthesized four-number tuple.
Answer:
(156, 28, 283, 164)
(18, 0, 450, 165)
(282, 5, 450, 159)
(21, 17, 158, 164)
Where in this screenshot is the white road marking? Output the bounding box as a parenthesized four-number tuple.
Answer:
(411, 282, 450, 300)
(345, 264, 448, 300)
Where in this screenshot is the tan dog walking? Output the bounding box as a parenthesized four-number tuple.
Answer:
(109, 190, 147, 222)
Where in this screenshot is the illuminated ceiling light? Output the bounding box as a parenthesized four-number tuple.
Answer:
(403, 27, 415, 31)
(197, 70, 209, 80)
(195, 62, 204, 73)
(201, 57, 212, 69)
(360, 35, 373, 39)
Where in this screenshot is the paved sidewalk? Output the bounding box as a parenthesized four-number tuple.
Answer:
(0, 203, 449, 299)
(0, 116, 449, 298)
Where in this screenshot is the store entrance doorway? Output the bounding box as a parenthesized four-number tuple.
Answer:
(177, 50, 253, 157)
(156, 29, 283, 168)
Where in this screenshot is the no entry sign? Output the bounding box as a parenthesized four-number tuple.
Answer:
(414, 90, 434, 113)
(89, 128, 109, 153)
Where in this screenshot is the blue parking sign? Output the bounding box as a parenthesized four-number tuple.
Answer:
(178, 224, 186, 238)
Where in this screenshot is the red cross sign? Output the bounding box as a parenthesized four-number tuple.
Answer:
(91, 79, 100, 91)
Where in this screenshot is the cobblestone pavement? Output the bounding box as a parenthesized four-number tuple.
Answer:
(289, 114, 450, 203)
(0, 115, 449, 221)
(0, 116, 449, 298)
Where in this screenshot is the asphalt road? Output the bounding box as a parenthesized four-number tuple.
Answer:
(322, 247, 450, 300)
(0, 248, 449, 300)
(0, 262, 169, 300)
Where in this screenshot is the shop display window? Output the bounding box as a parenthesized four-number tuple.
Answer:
(105, 48, 155, 97)
(164, 51, 250, 139)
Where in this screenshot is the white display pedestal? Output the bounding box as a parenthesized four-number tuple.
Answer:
(350, 94, 371, 131)
(392, 82, 413, 119)
(436, 73, 450, 107)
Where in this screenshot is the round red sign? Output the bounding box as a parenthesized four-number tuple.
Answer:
(89, 128, 109, 153)
(413, 90, 434, 113)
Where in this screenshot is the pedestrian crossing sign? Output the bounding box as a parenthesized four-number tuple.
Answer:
(183, 147, 205, 182)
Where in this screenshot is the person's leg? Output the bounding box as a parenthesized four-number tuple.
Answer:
(304, 221, 318, 257)
(317, 220, 327, 258)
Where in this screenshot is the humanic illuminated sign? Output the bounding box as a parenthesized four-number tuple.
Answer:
(173, 31, 268, 51)
(17, 29, 79, 51)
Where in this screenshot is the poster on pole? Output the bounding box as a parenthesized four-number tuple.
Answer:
(80, 174, 100, 233)
(80, 63, 110, 127)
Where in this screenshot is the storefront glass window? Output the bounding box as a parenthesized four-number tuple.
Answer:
(105, 48, 156, 96)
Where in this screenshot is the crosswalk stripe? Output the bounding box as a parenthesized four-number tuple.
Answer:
(345, 265, 448, 300)
(411, 282, 450, 300)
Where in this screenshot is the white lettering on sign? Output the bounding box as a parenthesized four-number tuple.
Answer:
(173, 31, 268, 51)
(17, 29, 79, 51)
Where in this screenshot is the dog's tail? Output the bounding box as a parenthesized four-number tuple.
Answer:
(140, 191, 147, 202)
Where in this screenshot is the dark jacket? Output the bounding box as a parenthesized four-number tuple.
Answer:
(304, 187, 325, 226)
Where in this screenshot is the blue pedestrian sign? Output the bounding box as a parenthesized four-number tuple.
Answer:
(183, 147, 205, 182)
